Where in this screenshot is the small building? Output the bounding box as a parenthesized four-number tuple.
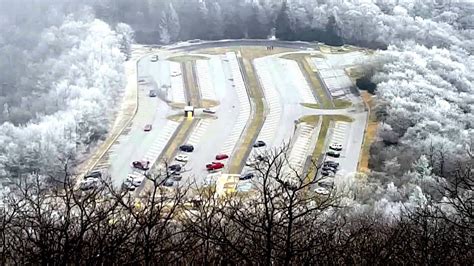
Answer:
(216, 174, 240, 197)
(184, 105, 194, 118)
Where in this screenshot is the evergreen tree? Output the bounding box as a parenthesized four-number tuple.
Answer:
(275, 1, 293, 40)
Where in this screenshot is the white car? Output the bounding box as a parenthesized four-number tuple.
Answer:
(175, 154, 189, 162)
(203, 107, 216, 114)
(79, 178, 99, 191)
(314, 187, 330, 195)
(129, 174, 145, 187)
(329, 143, 343, 151)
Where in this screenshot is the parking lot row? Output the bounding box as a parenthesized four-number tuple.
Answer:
(287, 124, 315, 169)
(330, 122, 350, 150)
(279, 59, 317, 104)
(142, 121, 180, 166)
(195, 60, 217, 101)
(254, 58, 282, 147)
(170, 62, 186, 103)
(220, 52, 251, 156)
(186, 119, 212, 147)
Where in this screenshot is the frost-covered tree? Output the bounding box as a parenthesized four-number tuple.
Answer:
(115, 23, 134, 60)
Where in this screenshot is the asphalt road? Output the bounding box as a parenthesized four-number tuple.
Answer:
(108, 54, 182, 187)
(167, 39, 319, 52)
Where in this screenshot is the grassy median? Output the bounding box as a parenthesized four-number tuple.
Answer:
(167, 54, 209, 62)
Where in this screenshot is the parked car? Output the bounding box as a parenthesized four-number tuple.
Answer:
(206, 162, 224, 171)
(122, 178, 136, 191)
(321, 170, 335, 177)
(179, 144, 194, 152)
(144, 124, 152, 131)
(163, 179, 174, 187)
(130, 174, 145, 187)
(79, 178, 99, 191)
(172, 174, 182, 181)
(314, 187, 330, 195)
(203, 108, 216, 114)
(324, 161, 339, 168)
(175, 154, 189, 162)
(322, 166, 337, 173)
(132, 160, 150, 170)
(329, 143, 343, 151)
(239, 172, 254, 180)
(84, 171, 101, 180)
(253, 140, 266, 148)
(168, 164, 182, 172)
(150, 55, 159, 62)
(149, 90, 157, 97)
(215, 154, 229, 160)
(256, 155, 267, 162)
(326, 150, 341, 158)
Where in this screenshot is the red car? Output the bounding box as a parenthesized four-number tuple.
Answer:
(144, 124, 152, 131)
(215, 154, 229, 160)
(206, 162, 224, 171)
(132, 160, 150, 170)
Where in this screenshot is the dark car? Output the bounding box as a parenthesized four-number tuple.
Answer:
(239, 172, 254, 180)
(321, 171, 331, 176)
(253, 140, 266, 148)
(168, 164, 182, 172)
(132, 161, 150, 170)
(144, 124, 152, 131)
(179, 144, 194, 152)
(326, 151, 340, 158)
(163, 179, 174, 187)
(324, 161, 339, 168)
(322, 166, 337, 173)
(84, 171, 101, 180)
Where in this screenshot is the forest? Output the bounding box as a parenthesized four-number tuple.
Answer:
(0, 0, 472, 264)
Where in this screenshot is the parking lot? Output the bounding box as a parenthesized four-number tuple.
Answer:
(177, 52, 251, 185)
(83, 44, 369, 195)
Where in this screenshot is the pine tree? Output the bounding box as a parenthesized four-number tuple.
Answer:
(275, 1, 293, 40)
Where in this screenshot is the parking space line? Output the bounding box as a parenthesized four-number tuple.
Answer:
(169, 62, 186, 103)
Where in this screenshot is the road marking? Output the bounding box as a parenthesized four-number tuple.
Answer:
(142, 121, 180, 165)
(279, 59, 317, 104)
(219, 53, 251, 156)
(169, 62, 186, 103)
(196, 60, 217, 101)
(254, 58, 282, 147)
(187, 119, 213, 146)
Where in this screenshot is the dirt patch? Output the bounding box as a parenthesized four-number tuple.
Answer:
(358, 91, 378, 173)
